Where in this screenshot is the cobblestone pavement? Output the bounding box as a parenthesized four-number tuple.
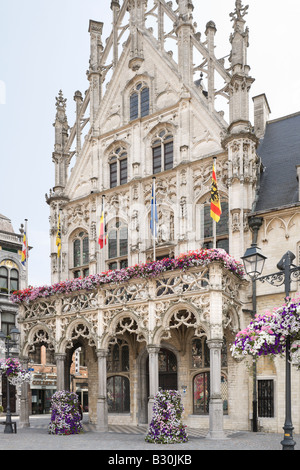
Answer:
(0, 414, 298, 452)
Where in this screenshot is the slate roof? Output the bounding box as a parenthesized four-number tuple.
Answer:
(254, 112, 300, 212)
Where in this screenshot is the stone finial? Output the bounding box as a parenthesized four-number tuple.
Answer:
(230, 0, 249, 25)
(55, 90, 67, 111)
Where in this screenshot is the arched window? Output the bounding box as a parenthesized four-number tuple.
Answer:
(10, 269, 19, 292)
(191, 337, 210, 369)
(0, 264, 19, 294)
(109, 146, 128, 188)
(0, 266, 8, 293)
(191, 336, 228, 415)
(130, 82, 149, 120)
(198, 198, 229, 252)
(107, 376, 130, 413)
(108, 220, 128, 270)
(107, 339, 129, 372)
(72, 231, 89, 278)
(152, 129, 173, 174)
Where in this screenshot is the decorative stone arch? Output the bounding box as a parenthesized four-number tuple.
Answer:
(58, 317, 97, 354)
(22, 323, 56, 357)
(101, 310, 147, 350)
(153, 301, 209, 345)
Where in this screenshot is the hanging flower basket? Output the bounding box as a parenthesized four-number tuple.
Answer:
(231, 294, 300, 362)
(145, 389, 188, 444)
(0, 358, 32, 386)
(48, 391, 83, 435)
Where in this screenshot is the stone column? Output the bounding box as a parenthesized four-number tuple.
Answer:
(206, 340, 227, 439)
(19, 356, 30, 428)
(147, 345, 159, 423)
(96, 349, 108, 432)
(207, 262, 227, 439)
(55, 353, 66, 391)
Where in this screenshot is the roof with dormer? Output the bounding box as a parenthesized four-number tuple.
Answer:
(254, 112, 300, 212)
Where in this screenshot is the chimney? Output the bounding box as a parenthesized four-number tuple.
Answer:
(252, 94, 271, 139)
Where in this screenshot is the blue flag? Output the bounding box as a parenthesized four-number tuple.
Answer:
(150, 181, 158, 236)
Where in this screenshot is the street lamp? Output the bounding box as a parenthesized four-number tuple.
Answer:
(242, 243, 299, 450)
(241, 234, 266, 433)
(0, 326, 20, 433)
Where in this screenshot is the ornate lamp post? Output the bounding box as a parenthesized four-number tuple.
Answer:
(241, 217, 267, 433)
(0, 327, 20, 433)
(242, 242, 299, 450)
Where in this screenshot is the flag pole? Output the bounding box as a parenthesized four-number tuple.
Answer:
(152, 177, 156, 261)
(57, 206, 61, 282)
(213, 157, 217, 249)
(24, 218, 28, 287)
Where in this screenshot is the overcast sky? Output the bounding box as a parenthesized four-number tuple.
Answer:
(0, 0, 299, 287)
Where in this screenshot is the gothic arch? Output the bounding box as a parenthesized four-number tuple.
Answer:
(23, 323, 56, 357)
(58, 317, 97, 354)
(153, 302, 209, 344)
(101, 310, 147, 350)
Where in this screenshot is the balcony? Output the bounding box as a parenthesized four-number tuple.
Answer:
(14, 250, 246, 351)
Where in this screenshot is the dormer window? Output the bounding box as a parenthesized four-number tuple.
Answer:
(130, 82, 149, 120)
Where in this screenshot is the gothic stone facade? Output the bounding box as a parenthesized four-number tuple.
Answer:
(17, 0, 300, 434)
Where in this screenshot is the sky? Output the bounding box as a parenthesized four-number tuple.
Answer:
(0, 0, 299, 287)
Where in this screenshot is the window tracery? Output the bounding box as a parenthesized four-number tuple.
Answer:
(107, 219, 128, 270)
(130, 82, 149, 120)
(71, 230, 89, 278)
(152, 129, 173, 174)
(109, 145, 128, 188)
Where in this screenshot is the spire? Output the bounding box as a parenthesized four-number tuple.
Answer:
(127, 0, 147, 70)
(51, 90, 70, 193)
(174, 0, 194, 85)
(53, 90, 69, 155)
(226, 0, 254, 132)
(176, 0, 194, 21)
(88, 20, 104, 127)
(229, 0, 249, 68)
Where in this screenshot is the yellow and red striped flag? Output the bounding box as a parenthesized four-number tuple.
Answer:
(98, 209, 107, 249)
(56, 213, 62, 258)
(210, 160, 222, 223)
(21, 230, 27, 266)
